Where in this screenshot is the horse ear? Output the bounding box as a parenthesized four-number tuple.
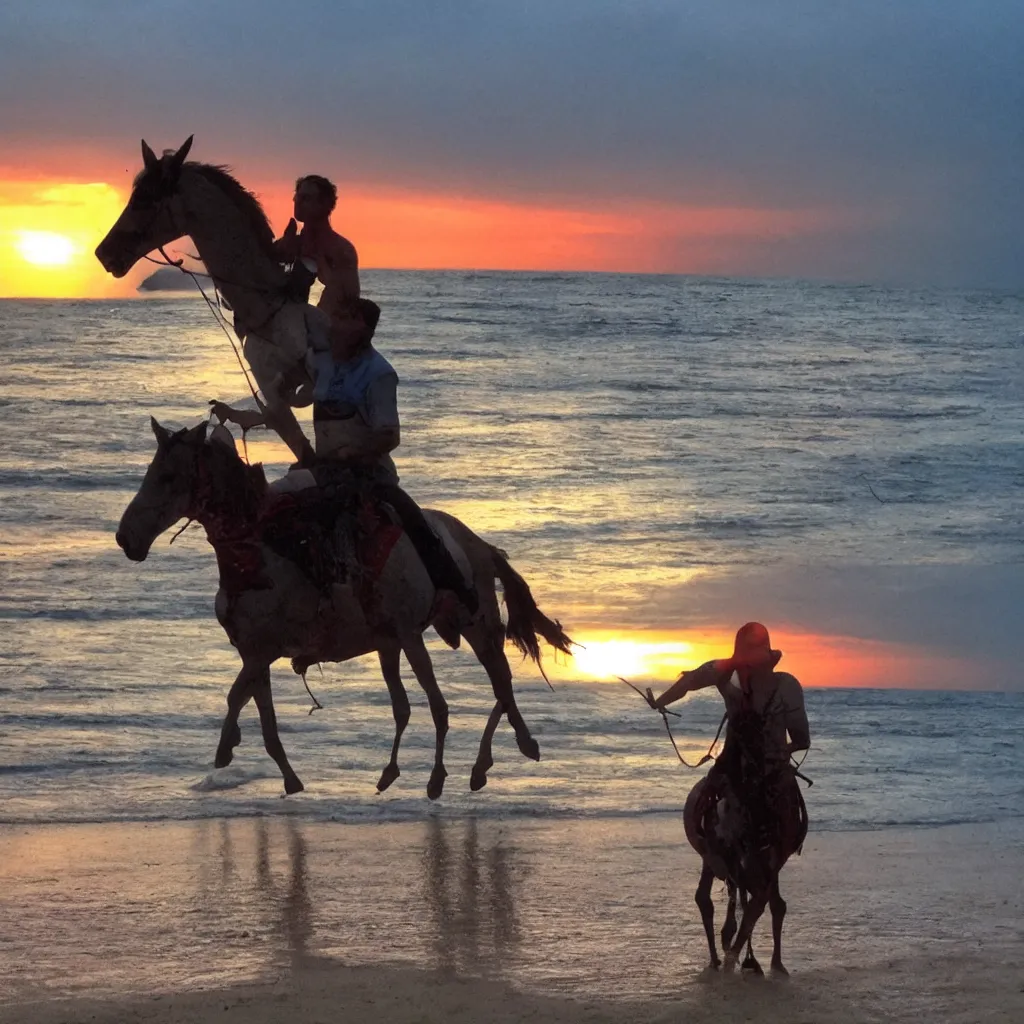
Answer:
(166, 135, 194, 178)
(141, 139, 159, 171)
(209, 422, 237, 453)
(150, 416, 171, 446)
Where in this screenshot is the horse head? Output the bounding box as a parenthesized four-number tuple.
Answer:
(95, 136, 194, 278)
(116, 416, 206, 561)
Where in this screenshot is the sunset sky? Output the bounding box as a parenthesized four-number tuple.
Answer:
(1, 2, 1022, 297)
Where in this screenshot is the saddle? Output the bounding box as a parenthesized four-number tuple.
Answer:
(260, 484, 403, 595)
(695, 765, 808, 864)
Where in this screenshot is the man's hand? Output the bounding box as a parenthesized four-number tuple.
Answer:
(274, 218, 300, 263)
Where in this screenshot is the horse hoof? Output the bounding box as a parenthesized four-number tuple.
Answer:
(516, 736, 540, 762)
(214, 748, 233, 769)
(427, 767, 448, 801)
(470, 756, 493, 792)
(771, 961, 789, 977)
(742, 957, 764, 976)
(376, 763, 400, 793)
(284, 776, 304, 795)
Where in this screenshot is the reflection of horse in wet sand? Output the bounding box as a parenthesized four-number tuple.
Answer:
(683, 705, 808, 974)
(115, 419, 572, 797)
(423, 818, 522, 972)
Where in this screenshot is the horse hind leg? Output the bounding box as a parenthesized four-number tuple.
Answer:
(471, 701, 503, 791)
(462, 621, 540, 763)
(695, 862, 721, 969)
(402, 633, 449, 800)
(376, 644, 411, 794)
(769, 878, 789, 976)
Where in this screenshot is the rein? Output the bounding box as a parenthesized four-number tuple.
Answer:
(138, 180, 291, 410)
(143, 248, 265, 411)
(620, 677, 726, 768)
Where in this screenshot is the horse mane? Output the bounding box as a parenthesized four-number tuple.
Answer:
(133, 159, 277, 260)
(188, 163, 277, 259)
(203, 435, 268, 520)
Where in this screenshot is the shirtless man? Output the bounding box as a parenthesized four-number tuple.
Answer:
(646, 622, 809, 842)
(275, 174, 361, 348)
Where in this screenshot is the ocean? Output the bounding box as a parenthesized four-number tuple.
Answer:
(1, 272, 1022, 832)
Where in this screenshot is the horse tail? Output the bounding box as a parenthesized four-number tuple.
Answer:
(489, 545, 574, 680)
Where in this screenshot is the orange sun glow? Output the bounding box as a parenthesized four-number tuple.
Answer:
(0, 180, 130, 298)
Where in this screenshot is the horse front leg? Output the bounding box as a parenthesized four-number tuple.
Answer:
(725, 885, 769, 972)
(402, 633, 449, 800)
(769, 878, 789, 975)
(215, 662, 260, 768)
(250, 670, 304, 795)
(461, 622, 539, 763)
(734, 886, 763, 974)
(721, 880, 738, 951)
(376, 644, 411, 793)
(695, 861, 721, 969)
(470, 701, 503, 791)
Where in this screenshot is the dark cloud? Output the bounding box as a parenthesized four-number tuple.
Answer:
(3, 1, 1023, 284)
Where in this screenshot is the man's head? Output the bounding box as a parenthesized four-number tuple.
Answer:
(715, 622, 782, 690)
(330, 298, 382, 361)
(293, 174, 338, 224)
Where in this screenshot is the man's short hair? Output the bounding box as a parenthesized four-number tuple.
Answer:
(295, 174, 338, 213)
(358, 298, 381, 339)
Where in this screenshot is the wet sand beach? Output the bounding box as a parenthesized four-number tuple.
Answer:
(1, 816, 1021, 1023)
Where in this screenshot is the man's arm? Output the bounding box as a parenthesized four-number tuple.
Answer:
(320, 374, 400, 462)
(319, 235, 361, 344)
(780, 675, 810, 757)
(647, 661, 724, 709)
(272, 218, 299, 263)
(322, 234, 360, 298)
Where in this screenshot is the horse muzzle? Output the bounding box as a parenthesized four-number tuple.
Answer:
(95, 237, 134, 279)
(115, 528, 149, 562)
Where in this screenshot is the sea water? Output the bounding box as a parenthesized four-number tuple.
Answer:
(1, 273, 1022, 830)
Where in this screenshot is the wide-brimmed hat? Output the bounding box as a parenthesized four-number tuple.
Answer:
(714, 622, 782, 681)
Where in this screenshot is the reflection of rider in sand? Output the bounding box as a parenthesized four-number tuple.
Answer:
(646, 623, 810, 846)
(211, 299, 477, 616)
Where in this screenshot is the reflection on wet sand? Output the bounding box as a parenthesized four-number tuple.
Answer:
(186, 816, 527, 981)
(422, 818, 523, 974)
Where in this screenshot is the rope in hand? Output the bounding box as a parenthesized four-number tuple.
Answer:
(619, 676, 725, 769)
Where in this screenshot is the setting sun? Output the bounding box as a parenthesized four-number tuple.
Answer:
(571, 635, 696, 681)
(17, 230, 76, 266)
(0, 180, 129, 297)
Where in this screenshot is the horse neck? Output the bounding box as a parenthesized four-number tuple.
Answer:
(190, 443, 264, 535)
(178, 172, 287, 332)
